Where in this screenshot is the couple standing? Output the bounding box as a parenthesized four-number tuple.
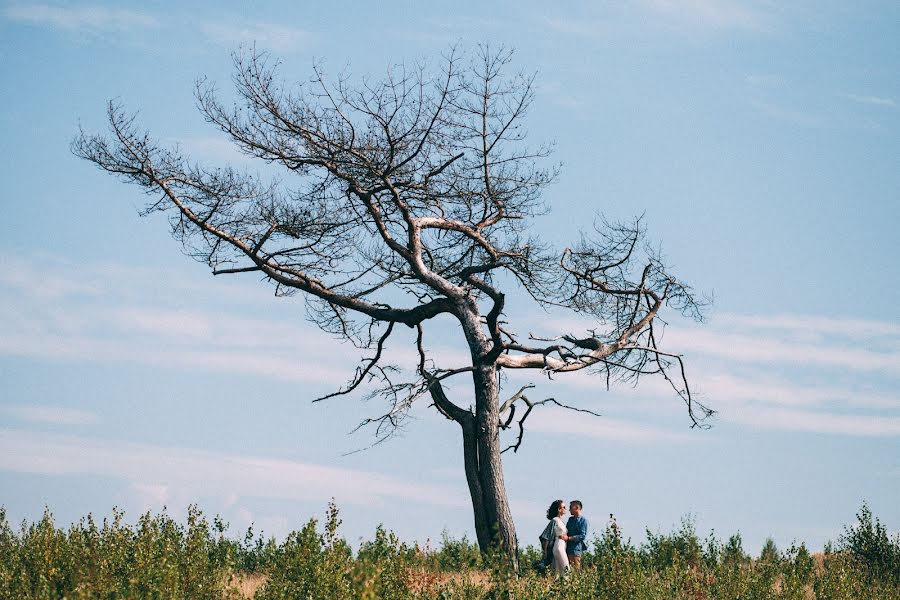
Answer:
(540, 499, 588, 574)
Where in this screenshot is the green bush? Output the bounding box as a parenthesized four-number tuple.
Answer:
(435, 529, 483, 572)
(759, 536, 780, 563)
(0, 505, 239, 599)
(1, 501, 899, 599)
(839, 502, 900, 585)
(641, 514, 704, 570)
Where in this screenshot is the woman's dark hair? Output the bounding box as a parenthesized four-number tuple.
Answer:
(546, 499, 564, 520)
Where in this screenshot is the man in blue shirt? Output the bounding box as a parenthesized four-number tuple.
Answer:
(566, 500, 589, 569)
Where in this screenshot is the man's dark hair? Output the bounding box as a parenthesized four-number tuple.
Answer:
(570, 500, 583, 510)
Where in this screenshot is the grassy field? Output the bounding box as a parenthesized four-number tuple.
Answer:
(1, 502, 898, 599)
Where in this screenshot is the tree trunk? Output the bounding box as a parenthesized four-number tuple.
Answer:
(460, 363, 518, 567)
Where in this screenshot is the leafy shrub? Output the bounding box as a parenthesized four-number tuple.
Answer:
(232, 525, 279, 573)
(839, 501, 900, 585)
(759, 536, 780, 563)
(778, 542, 815, 598)
(641, 514, 703, 570)
(435, 530, 483, 571)
(0, 505, 239, 599)
(254, 501, 355, 599)
(2, 501, 899, 599)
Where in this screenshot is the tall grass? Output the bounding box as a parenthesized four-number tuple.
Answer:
(1, 502, 897, 599)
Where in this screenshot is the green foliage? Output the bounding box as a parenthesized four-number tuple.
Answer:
(0, 505, 239, 599)
(232, 525, 278, 573)
(2, 502, 899, 599)
(815, 550, 900, 600)
(641, 514, 703, 570)
(759, 536, 780, 563)
(838, 501, 900, 585)
(778, 542, 816, 598)
(256, 502, 421, 600)
(720, 531, 750, 566)
(436, 529, 483, 571)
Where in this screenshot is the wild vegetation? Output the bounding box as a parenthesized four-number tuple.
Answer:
(1, 502, 897, 599)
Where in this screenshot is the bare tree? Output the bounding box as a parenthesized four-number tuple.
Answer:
(73, 46, 712, 565)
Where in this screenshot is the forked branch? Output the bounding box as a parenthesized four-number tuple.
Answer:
(499, 388, 601, 454)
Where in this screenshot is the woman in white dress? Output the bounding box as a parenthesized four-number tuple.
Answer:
(544, 499, 571, 574)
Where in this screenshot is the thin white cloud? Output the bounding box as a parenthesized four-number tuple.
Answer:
(846, 94, 898, 109)
(637, 0, 769, 31)
(744, 73, 786, 88)
(129, 482, 170, 510)
(537, 368, 900, 438)
(0, 253, 275, 306)
(0, 253, 360, 383)
(695, 372, 900, 436)
(0, 330, 349, 385)
(540, 16, 598, 36)
(537, 81, 588, 111)
(748, 98, 822, 127)
(0, 429, 468, 509)
(714, 313, 900, 341)
(0, 255, 101, 300)
(6, 405, 100, 426)
(721, 403, 900, 436)
(3, 252, 898, 439)
(667, 328, 900, 374)
(529, 408, 695, 443)
(232, 506, 290, 538)
(200, 21, 313, 52)
(2, 3, 157, 32)
(520, 311, 899, 437)
(168, 136, 255, 166)
(538, 313, 900, 374)
(3, 4, 313, 53)
(0, 252, 470, 388)
(698, 373, 900, 410)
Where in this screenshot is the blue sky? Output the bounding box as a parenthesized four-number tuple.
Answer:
(1, 0, 898, 553)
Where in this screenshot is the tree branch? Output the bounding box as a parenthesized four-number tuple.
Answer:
(500, 393, 602, 454)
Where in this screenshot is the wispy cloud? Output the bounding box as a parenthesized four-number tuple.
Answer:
(0, 429, 468, 509)
(3, 252, 898, 439)
(529, 408, 695, 443)
(169, 136, 255, 166)
(667, 328, 900, 374)
(698, 372, 899, 411)
(846, 94, 898, 109)
(200, 21, 313, 52)
(713, 313, 900, 341)
(0, 252, 469, 387)
(529, 310, 899, 437)
(744, 73, 786, 88)
(6, 405, 100, 425)
(2, 4, 313, 53)
(637, 0, 770, 31)
(536, 81, 588, 111)
(696, 372, 900, 436)
(540, 16, 599, 37)
(747, 98, 822, 128)
(540, 313, 900, 374)
(2, 3, 157, 32)
(0, 254, 355, 384)
(720, 403, 900, 436)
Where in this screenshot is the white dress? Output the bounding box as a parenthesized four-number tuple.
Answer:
(551, 516, 569, 573)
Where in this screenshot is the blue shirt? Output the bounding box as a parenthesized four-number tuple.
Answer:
(566, 515, 589, 555)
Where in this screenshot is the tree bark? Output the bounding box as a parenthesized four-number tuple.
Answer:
(460, 363, 518, 567)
